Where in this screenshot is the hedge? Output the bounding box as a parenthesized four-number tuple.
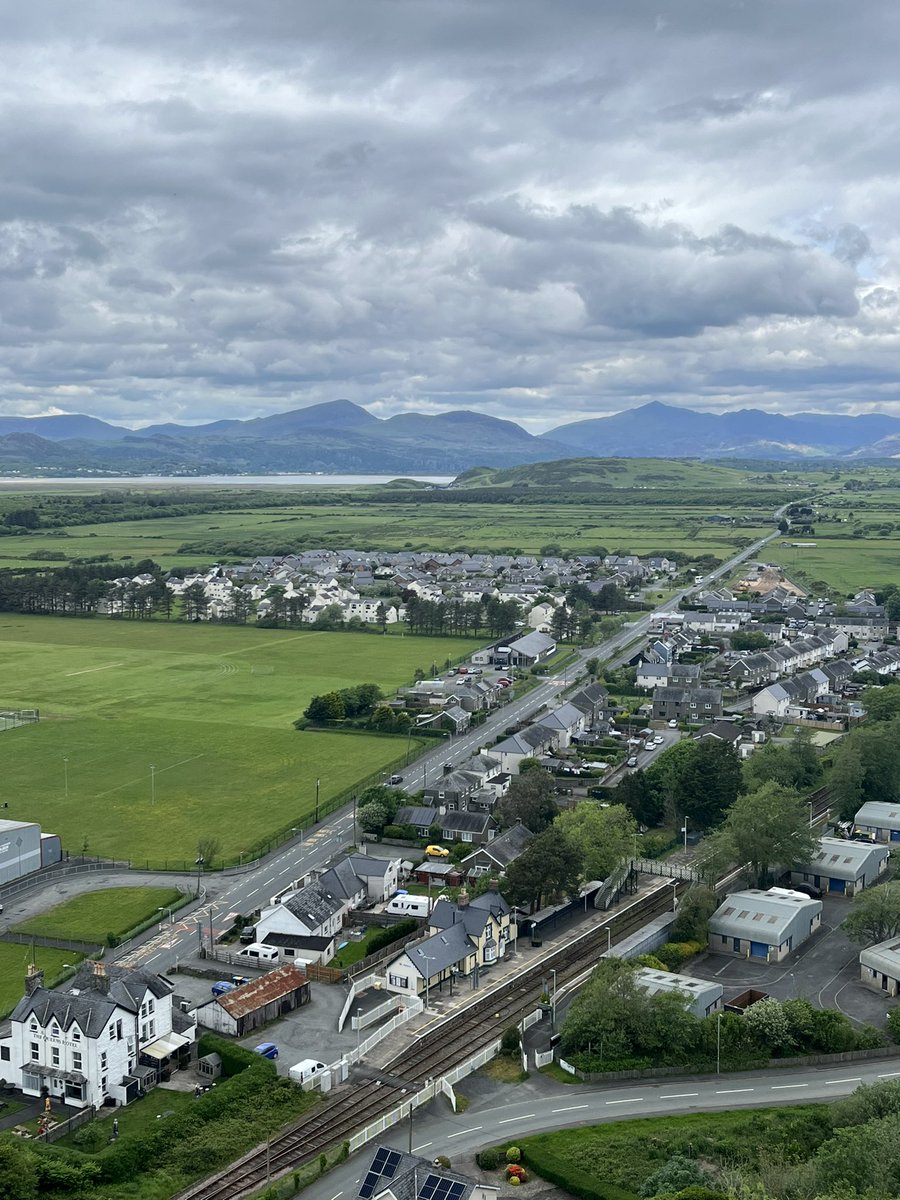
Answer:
(198, 1031, 275, 1078)
(520, 1138, 638, 1200)
(367, 919, 418, 956)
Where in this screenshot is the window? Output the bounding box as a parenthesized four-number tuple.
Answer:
(72, 1028, 81, 1041)
(30, 1042, 39, 1062)
(461, 832, 473, 843)
(51, 1047, 60, 1067)
(101, 1076, 108, 1095)
(116, 1019, 123, 1040)
(72, 1051, 82, 1072)
(388, 973, 409, 989)
(22, 1072, 41, 1091)
(109, 1024, 116, 1040)
(100, 1051, 107, 1071)
(0, 1046, 9, 1062)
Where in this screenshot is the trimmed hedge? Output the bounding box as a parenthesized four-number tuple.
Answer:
(367, 919, 418, 956)
(520, 1138, 638, 1200)
(198, 1031, 275, 1078)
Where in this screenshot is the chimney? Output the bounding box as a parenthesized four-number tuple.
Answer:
(458, 888, 469, 908)
(91, 960, 110, 994)
(25, 963, 44, 996)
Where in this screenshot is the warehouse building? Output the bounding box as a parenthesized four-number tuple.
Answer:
(194, 964, 310, 1036)
(634, 968, 723, 1018)
(853, 801, 900, 844)
(0, 818, 43, 885)
(860, 938, 900, 997)
(790, 837, 889, 896)
(709, 887, 822, 963)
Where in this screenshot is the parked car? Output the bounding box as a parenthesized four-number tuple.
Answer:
(425, 844, 450, 858)
(626, 756, 638, 768)
(667, 719, 679, 728)
(254, 1042, 279, 1060)
(239, 925, 256, 944)
(653, 735, 665, 745)
(791, 881, 823, 899)
(211, 981, 236, 996)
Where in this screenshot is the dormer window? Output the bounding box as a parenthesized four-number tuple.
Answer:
(72, 1028, 81, 1041)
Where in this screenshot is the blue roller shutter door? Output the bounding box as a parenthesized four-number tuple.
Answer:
(749, 941, 768, 959)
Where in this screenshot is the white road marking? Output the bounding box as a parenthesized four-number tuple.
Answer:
(552, 1104, 589, 1113)
(771, 1084, 808, 1090)
(329, 1193, 343, 1199)
(716, 1088, 754, 1095)
(606, 1097, 641, 1105)
(414, 1143, 432, 1152)
(661, 1093, 698, 1099)
(447, 1127, 481, 1138)
(65, 661, 125, 676)
(825, 1078, 861, 1085)
(879, 1071, 900, 1078)
(499, 1115, 530, 1123)
(263, 876, 276, 885)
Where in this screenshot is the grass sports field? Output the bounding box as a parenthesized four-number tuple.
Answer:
(13, 886, 185, 943)
(0, 944, 75, 1017)
(0, 617, 479, 864)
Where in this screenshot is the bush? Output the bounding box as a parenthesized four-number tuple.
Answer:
(477, 1148, 501, 1170)
(500, 1026, 521, 1056)
(655, 941, 705, 970)
(198, 1031, 272, 1078)
(634, 954, 670, 971)
(506, 1146, 521, 1163)
(509, 1177, 521, 1187)
(383, 825, 417, 841)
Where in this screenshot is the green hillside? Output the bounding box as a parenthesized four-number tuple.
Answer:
(453, 457, 774, 490)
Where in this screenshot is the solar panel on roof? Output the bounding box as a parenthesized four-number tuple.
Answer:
(360, 1149, 403, 1197)
(419, 1177, 466, 1200)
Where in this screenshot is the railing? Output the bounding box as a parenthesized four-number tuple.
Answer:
(343, 995, 424, 1065)
(632, 858, 702, 882)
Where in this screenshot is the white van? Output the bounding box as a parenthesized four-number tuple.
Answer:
(386, 894, 430, 918)
(289, 1059, 327, 1086)
(236, 942, 280, 964)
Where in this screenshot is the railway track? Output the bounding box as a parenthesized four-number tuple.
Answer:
(178, 880, 680, 1200)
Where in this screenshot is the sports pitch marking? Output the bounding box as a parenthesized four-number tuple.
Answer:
(218, 633, 316, 658)
(91, 753, 207, 800)
(65, 662, 125, 677)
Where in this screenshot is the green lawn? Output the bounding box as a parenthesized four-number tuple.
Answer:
(13, 886, 184, 943)
(0, 616, 480, 864)
(773, 534, 900, 594)
(57, 1086, 197, 1151)
(0, 944, 77, 1017)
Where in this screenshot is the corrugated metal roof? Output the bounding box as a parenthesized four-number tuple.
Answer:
(217, 964, 308, 1018)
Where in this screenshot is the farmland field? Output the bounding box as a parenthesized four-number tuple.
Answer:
(13, 886, 185, 943)
(0, 617, 478, 864)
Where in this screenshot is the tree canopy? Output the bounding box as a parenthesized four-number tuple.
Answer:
(710, 781, 819, 887)
(556, 802, 637, 881)
(503, 824, 584, 910)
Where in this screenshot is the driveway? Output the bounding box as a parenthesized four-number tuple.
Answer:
(684, 897, 893, 1028)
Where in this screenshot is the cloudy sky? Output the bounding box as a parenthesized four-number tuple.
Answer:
(1, 0, 898, 431)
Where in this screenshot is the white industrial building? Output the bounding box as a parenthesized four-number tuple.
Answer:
(790, 837, 889, 896)
(860, 938, 900, 997)
(708, 887, 823, 963)
(853, 801, 900, 845)
(634, 968, 723, 1018)
(0, 818, 43, 884)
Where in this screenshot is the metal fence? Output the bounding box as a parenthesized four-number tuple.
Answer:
(0, 708, 39, 732)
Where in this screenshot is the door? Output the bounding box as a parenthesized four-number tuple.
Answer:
(732, 938, 741, 953)
(749, 941, 769, 959)
(829, 877, 846, 894)
(890, 830, 900, 842)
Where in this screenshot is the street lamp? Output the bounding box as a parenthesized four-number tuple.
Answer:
(356, 1006, 362, 1058)
(194, 856, 204, 897)
(681, 817, 689, 853)
(150, 765, 156, 807)
(550, 968, 557, 1030)
(669, 879, 678, 911)
(315, 777, 320, 824)
(63, 756, 69, 800)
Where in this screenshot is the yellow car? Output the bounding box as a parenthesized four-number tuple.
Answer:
(425, 844, 450, 858)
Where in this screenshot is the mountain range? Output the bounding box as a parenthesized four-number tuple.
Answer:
(1, 399, 899, 475)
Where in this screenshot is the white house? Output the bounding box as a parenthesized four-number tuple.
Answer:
(1, 961, 194, 1109)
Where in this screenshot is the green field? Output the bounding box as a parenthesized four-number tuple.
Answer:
(0, 617, 478, 864)
(13, 886, 184, 943)
(0, 944, 76, 1017)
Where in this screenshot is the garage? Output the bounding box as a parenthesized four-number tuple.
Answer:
(828, 878, 846, 894)
(749, 941, 769, 959)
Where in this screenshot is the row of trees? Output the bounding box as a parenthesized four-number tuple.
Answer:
(300, 684, 385, 725)
(560, 958, 884, 1071)
(404, 594, 521, 637)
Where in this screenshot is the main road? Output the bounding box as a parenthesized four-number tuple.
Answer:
(317, 1056, 899, 1198)
(3, 503, 788, 977)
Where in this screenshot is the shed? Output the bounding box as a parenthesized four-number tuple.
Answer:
(709, 887, 822, 963)
(197, 1052, 222, 1080)
(194, 964, 310, 1036)
(790, 837, 889, 896)
(634, 968, 723, 1019)
(860, 938, 900, 996)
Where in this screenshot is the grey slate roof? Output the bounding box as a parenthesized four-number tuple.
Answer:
(318, 858, 365, 901)
(460, 821, 533, 869)
(403, 921, 474, 977)
(283, 881, 345, 928)
(12, 963, 173, 1037)
(430, 891, 509, 938)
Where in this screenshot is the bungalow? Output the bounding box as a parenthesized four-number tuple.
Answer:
(260, 932, 336, 965)
(393, 805, 497, 846)
(194, 965, 310, 1036)
(709, 888, 822, 963)
(790, 837, 889, 896)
